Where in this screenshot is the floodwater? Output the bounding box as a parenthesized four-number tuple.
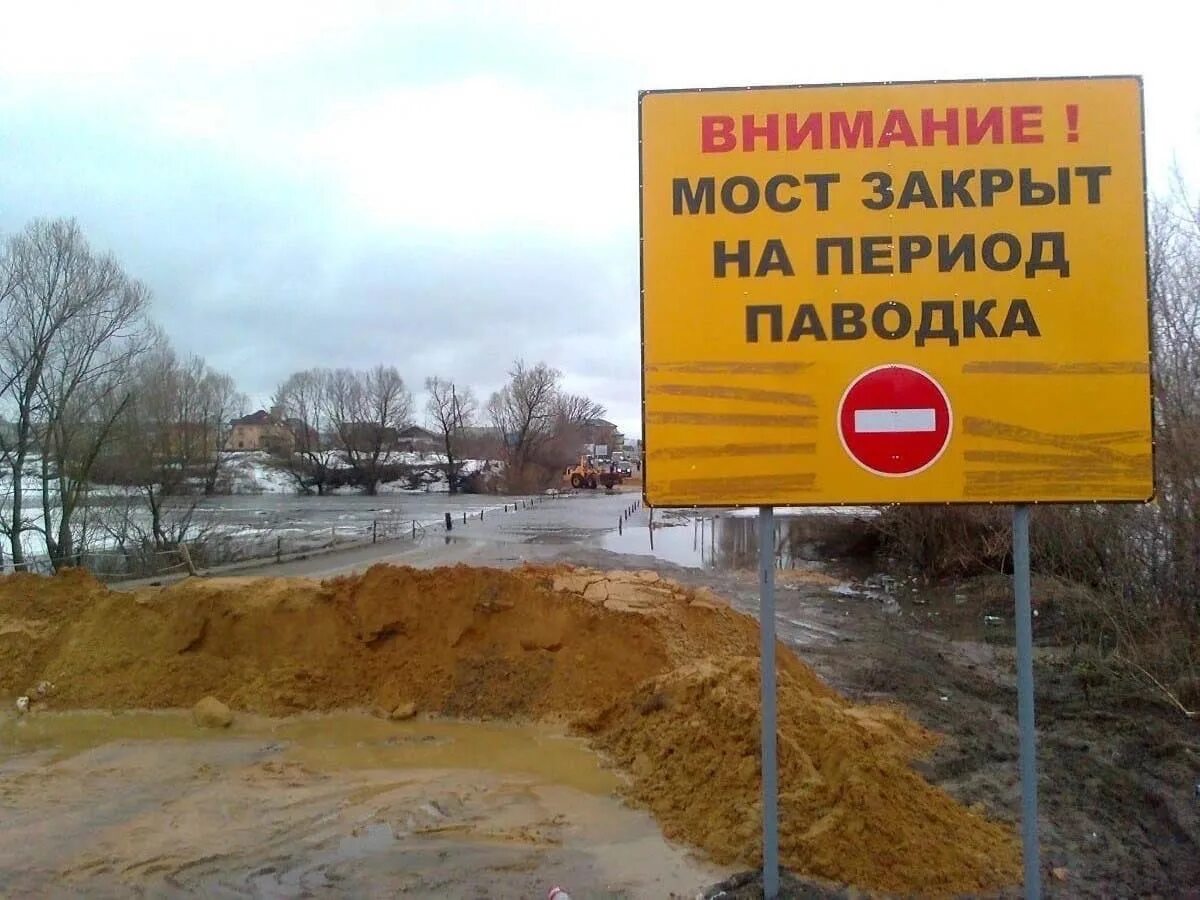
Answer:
(60, 491, 553, 577)
(11, 489, 552, 574)
(170, 491, 545, 538)
(600, 507, 878, 571)
(215, 491, 884, 585)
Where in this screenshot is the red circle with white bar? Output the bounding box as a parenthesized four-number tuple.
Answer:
(837, 364, 952, 477)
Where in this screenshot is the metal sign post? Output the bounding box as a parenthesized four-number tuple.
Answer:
(1012, 505, 1041, 898)
(758, 506, 780, 898)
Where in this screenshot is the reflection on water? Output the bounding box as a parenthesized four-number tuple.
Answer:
(600, 511, 873, 571)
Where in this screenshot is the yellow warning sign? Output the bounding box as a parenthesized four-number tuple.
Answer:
(640, 76, 1152, 506)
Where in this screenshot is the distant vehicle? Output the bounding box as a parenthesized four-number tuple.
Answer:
(563, 455, 622, 490)
(616, 462, 632, 477)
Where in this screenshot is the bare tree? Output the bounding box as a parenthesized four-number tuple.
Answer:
(325, 366, 412, 494)
(193, 362, 245, 495)
(0, 219, 152, 570)
(555, 393, 606, 427)
(425, 376, 477, 493)
(103, 343, 175, 548)
(37, 283, 151, 567)
(546, 392, 608, 471)
(110, 345, 245, 548)
(487, 360, 561, 490)
(272, 368, 334, 495)
(0, 262, 24, 570)
(1148, 172, 1200, 609)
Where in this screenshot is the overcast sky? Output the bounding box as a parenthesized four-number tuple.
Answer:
(2, 1, 1197, 438)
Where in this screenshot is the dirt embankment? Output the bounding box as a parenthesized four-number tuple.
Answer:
(0, 565, 1020, 895)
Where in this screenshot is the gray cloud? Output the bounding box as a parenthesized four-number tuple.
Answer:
(2, 1, 1198, 439)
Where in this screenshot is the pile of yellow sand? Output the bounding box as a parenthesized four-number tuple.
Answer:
(579, 656, 1016, 894)
(0, 564, 1019, 894)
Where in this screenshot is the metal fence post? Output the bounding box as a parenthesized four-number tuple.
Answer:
(758, 505, 780, 899)
(1013, 504, 1041, 899)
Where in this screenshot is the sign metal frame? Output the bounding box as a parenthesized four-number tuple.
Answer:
(639, 74, 1154, 510)
(639, 74, 1153, 900)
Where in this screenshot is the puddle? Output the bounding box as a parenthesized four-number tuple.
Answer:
(0, 710, 619, 795)
(0, 708, 207, 759)
(0, 712, 725, 897)
(601, 510, 877, 571)
(273, 715, 619, 795)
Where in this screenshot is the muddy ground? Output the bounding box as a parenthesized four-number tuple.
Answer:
(650, 552, 1200, 898)
(4, 491, 1198, 897)
(1, 712, 719, 898)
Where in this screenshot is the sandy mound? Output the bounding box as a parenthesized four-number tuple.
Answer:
(0, 564, 1020, 895)
(579, 657, 1016, 895)
(1, 565, 673, 719)
(0, 569, 105, 687)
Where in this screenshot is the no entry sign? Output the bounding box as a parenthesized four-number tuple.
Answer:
(838, 365, 952, 477)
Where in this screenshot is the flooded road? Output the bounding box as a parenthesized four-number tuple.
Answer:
(599, 506, 878, 571)
(175, 492, 546, 540)
(0, 711, 725, 898)
(233, 490, 879, 582)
